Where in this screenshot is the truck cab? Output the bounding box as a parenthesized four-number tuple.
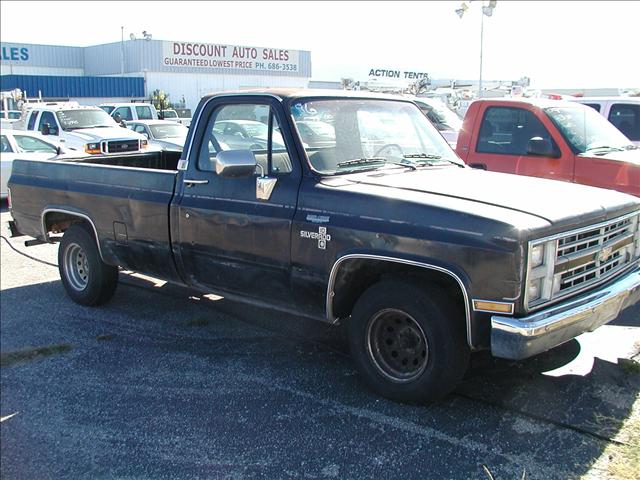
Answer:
(456, 98, 639, 196)
(17, 102, 149, 154)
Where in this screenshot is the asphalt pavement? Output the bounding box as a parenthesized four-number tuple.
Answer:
(1, 209, 639, 480)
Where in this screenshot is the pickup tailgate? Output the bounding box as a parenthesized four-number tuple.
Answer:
(9, 159, 181, 282)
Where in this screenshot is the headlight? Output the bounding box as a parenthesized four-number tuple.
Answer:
(530, 244, 545, 268)
(528, 278, 542, 302)
(84, 142, 101, 154)
(141, 139, 148, 149)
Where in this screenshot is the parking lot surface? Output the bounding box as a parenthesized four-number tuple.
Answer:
(1, 210, 639, 480)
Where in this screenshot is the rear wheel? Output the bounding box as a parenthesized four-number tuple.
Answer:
(58, 224, 118, 306)
(347, 280, 469, 403)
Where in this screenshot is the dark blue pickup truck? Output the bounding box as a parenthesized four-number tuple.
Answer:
(8, 89, 640, 403)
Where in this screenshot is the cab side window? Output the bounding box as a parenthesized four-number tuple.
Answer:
(198, 103, 291, 174)
(113, 107, 133, 121)
(476, 107, 557, 156)
(38, 111, 59, 135)
(27, 111, 39, 130)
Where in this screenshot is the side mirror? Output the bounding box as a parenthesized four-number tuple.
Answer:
(41, 123, 50, 135)
(215, 149, 257, 177)
(113, 113, 122, 123)
(527, 137, 558, 157)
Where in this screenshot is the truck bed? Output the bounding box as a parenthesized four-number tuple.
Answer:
(9, 150, 183, 282)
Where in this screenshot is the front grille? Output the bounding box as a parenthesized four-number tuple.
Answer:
(104, 139, 139, 153)
(527, 211, 640, 309)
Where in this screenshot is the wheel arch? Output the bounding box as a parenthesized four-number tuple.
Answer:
(326, 254, 473, 348)
(41, 207, 104, 261)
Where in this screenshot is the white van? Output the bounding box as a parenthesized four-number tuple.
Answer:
(99, 102, 158, 122)
(568, 96, 640, 146)
(16, 102, 148, 154)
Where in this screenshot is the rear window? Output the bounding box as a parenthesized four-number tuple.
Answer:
(608, 103, 640, 141)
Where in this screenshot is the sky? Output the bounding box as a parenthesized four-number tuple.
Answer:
(1, 0, 639, 89)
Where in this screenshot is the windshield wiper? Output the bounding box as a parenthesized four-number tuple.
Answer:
(337, 157, 387, 168)
(403, 153, 463, 167)
(337, 157, 418, 172)
(585, 145, 625, 153)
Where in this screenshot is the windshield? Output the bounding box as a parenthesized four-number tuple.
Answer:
(162, 110, 178, 118)
(545, 106, 633, 153)
(99, 105, 115, 114)
(150, 123, 188, 138)
(416, 100, 462, 131)
(56, 109, 116, 130)
(290, 99, 462, 175)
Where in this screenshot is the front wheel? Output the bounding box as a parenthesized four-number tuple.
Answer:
(347, 280, 469, 403)
(58, 224, 118, 306)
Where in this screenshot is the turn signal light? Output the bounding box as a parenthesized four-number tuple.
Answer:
(84, 142, 101, 154)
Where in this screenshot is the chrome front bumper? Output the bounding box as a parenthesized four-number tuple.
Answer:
(491, 268, 640, 360)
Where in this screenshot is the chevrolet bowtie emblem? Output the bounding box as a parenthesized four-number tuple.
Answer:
(598, 246, 613, 263)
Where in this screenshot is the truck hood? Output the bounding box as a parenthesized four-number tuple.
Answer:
(68, 127, 145, 142)
(339, 166, 639, 228)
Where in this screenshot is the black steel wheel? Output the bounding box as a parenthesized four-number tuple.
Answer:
(348, 280, 469, 403)
(58, 224, 118, 306)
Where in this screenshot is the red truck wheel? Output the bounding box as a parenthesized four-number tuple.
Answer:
(58, 224, 118, 306)
(348, 280, 469, 403)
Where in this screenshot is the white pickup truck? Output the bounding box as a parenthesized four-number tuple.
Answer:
(14, 102, 148, 155)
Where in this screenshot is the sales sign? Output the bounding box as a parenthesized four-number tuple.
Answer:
(162, 41, 300, 74)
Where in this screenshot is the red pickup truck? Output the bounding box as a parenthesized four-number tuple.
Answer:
(456, 98, 640, 196)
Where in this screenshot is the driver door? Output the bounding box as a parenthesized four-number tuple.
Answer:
(174, 97, 301, 302)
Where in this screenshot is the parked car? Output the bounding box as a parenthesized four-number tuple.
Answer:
(568, 96, 640, 146)
(212, 119, 285, 150)
(8, 89, 640, 404)
(412, 97, 462, 147)
(294, 120, 335, 148)
(14, 102, 149, 155)
(99, 102, 158, 123)
(456, 98, 639, 196)
(127, 120, 189, 152)
(1, 130, 64, 199)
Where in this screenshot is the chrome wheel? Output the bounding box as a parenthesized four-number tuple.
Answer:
(366, 308, 429, 383)
(64, 242, 89, 291)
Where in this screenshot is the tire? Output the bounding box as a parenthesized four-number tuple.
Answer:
(58, 224, 118, 306)
(347, 280, 469, 403)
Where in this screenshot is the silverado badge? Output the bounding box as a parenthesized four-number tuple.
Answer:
(300, 226, 331, 250)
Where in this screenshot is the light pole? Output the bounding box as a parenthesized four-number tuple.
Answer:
(120, 26, 124, 76)
(456, 1, 497, 98)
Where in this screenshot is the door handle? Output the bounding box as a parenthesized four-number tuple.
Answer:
(183, 179, 209, 186)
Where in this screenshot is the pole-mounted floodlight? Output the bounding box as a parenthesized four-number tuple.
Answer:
(456, 1, 497, 98)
